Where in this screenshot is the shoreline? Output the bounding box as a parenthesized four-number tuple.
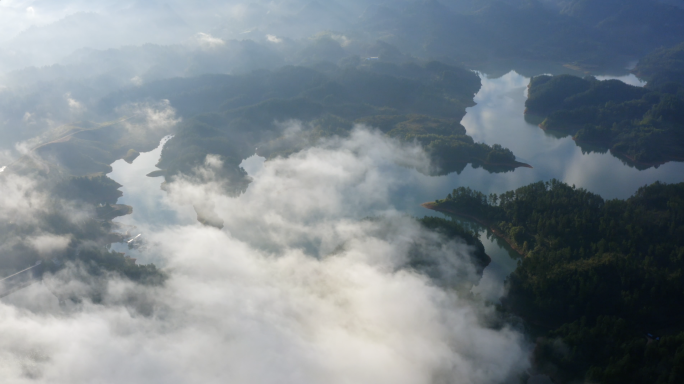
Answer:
(421, 202, 526, 257)
(482, 159, 533, 169)
(532, 121, 684, 168)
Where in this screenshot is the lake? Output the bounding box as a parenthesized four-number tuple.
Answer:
(108, 70, 684, 301)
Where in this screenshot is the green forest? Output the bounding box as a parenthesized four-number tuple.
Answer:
(526, 72, 684, 166)
(430, 180, 684, 383)
(633, 42, 684, 89)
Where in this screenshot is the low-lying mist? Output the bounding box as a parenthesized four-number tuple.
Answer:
(1, 128, 530, 383)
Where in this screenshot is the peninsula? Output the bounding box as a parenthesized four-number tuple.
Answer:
(424, 180, 684, 383)
(525, 68, 684, 167)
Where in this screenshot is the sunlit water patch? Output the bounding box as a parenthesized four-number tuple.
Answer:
(458, 71, 684, 199)
(107, 135, 196, 263)
(595, 73, 646, 87)
(239, 153, 266, 177)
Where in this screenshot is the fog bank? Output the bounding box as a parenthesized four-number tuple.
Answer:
(1, 129, 530, 384)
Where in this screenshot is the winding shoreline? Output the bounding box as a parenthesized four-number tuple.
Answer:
(421, 202, 526, 257)
(534, 122, 684, 168)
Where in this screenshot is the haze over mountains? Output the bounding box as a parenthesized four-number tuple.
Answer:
(3, 0, 684, 72)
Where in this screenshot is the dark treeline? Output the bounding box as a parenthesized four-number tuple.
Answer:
(432, 180, 684, 383)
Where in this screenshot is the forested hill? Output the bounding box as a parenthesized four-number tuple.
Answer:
(428, 180, 684, 383)
(525, 73, 684, 167)
(102, 61, 526, 190)
(633, 42, 684, 89)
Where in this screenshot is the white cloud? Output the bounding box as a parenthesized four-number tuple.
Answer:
(0, 170, 92, 229)
(0, 128, 530, 383)
(266, 34, 283, 43)
(117, 100, 181, 133)
(330, 34, 351, 47)
(142, 101, 180, 131)
(22, 112, 35, 124)
(203, 154, 223, 169)
(0, 174, 48, 226)
(64, 93, 84, 113)
(27, 234, 71, 256)
(195, 32, 225, 48)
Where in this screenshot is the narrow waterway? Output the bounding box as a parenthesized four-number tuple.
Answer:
(107, 135, 196, 263)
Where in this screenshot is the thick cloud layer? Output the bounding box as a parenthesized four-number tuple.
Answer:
(1, 128, 530, 383)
